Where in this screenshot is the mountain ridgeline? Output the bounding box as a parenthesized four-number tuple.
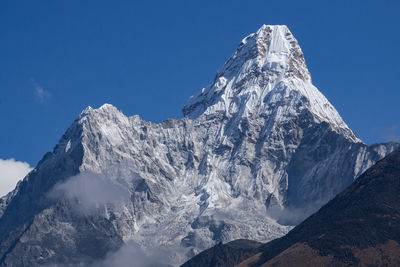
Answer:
(0, 25, 398, 266)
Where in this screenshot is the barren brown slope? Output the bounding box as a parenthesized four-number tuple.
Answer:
(181, 239, 262, 267)
(237, 148, 400, 267)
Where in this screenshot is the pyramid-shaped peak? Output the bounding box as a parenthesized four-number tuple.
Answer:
(214, 24, 310, 83)
(257, 24, 290, 33)
(253, 24, 292, 40)
(253, 25, 298, 53)
(183, 24, 312, 119)
(241, 25, 291, 42)
(183, 24, 360, 143)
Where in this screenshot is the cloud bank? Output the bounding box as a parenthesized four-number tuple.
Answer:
(49, 171, 130, 215)
(267, 198, 329, 226)
(0, 158, 32, 197)
(95, 240, 175, 267)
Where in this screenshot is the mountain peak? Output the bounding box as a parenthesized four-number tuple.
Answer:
(221, 24, 310, 81)
(79, 103, 121, 120)
(183, 25, 359, 142)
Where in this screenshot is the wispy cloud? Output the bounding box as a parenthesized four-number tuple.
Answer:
(93, 240, 176, 267)
(47, 169, 180, 266)
(383, 125, 400, 142)
(30, 77, 51, 102)
(0, 158, 32, 196)
(48, 171, 130, 215)
(266, 197, 331, 226)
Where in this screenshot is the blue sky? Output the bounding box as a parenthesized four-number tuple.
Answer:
(1, 0, 399, 167)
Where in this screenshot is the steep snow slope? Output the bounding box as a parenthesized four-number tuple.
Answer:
(0, 25, 397, 266)
(183, 25, 359, 142)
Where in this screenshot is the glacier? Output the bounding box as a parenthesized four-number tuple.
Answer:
(0, 25, 398, 266)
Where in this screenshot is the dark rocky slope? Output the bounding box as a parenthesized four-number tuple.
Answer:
(181, 240, 262, 267)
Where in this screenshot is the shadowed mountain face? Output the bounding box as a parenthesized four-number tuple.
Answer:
(182, 148, 400, 266)
(180, 240, 264, 267)
(252, 147, 400, 267)
(0, 25, 398, 266)
(181, 240, 262, 267)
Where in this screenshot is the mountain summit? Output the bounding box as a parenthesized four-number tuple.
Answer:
(183, 25, 358, 142)
(0, 25, 397, 266)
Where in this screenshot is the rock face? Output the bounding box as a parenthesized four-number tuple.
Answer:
(0, 25, 397, 266)
(234, 147, 400, 267)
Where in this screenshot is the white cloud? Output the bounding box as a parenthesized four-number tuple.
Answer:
(30, 77, 51, 102)
(49, 172, 130, 215)
(94, 240, 180, 267)
(0, 158, 32, 197)
(383, 125, 400, 142)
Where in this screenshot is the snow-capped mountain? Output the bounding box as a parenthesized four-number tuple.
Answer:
(0, 25, 397, 266)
